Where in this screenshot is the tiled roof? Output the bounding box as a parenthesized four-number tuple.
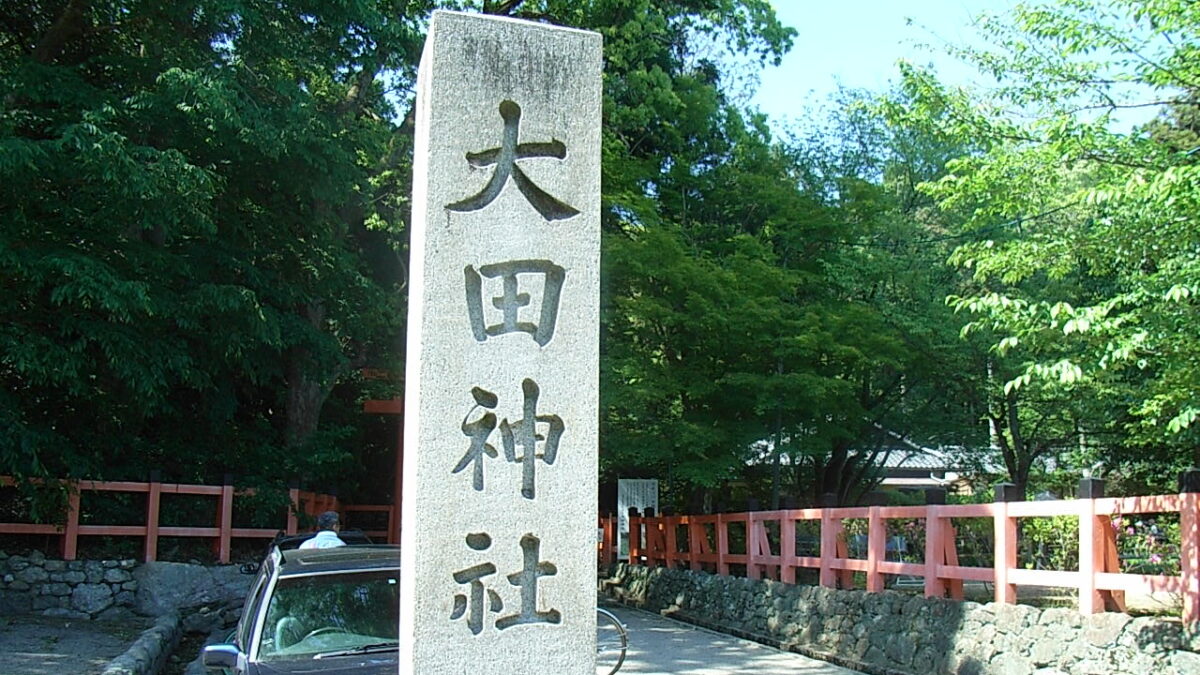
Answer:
(877, 447, 957, 469)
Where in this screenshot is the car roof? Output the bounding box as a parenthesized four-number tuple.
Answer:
(276, 544, 400, 576)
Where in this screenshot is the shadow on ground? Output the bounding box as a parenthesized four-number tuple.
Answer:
(609, 604, 864, 675)
(0, 614, 152, 675)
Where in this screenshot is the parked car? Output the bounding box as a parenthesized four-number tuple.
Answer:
(204, 544, 400, 674)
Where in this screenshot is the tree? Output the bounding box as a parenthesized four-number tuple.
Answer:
(468, 1, 802, 499)
(0, 0, 427, 489)
(893, 0, 1200, 491)
(0, 0, 800, 503)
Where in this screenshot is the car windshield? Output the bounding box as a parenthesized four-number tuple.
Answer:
(257, 569, 399, 661)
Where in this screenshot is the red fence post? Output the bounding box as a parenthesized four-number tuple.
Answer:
(819, 495, 838, 588)
(627, 508, 641, 565)
(62, 481, 80, 561)
(780, 511, 797, 584)
(1077, 478, 1105, 614)
(687, 517, 702, 571)
(216, 474, 234, 564)
(665, 513, 679, 569)
(603, 516, 616, 567)
(1180, 470, 1200, 626)
(943, 521, 964, 601)
(144, 471, 161, 562)
(747, 513, 762, 580)
(866, 506, 884, 592)
(993, 483, 1019, 605)
(716, 513, 730, 576)
(644, 509, 660, 568)
(924, 504, 946, 598)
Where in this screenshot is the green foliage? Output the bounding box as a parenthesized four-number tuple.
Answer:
(888, 0, 1200, 489)
(0, 0, 423, 491)
(0, 0, 811, 509)
(1019, 516, 1078, 571)
(19, 0, 1196, 513)
(1113, 514, 1181, 576)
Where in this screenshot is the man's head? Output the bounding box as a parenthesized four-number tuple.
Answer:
(317, 510, 340, 532)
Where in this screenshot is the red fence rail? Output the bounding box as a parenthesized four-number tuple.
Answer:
(0, 476, 394, 563)
(597, 486, 1200, 625)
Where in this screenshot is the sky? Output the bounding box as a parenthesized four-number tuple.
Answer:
(750, 0, 1018, 124)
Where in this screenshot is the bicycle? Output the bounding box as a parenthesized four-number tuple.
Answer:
(596, 606, 628, 674)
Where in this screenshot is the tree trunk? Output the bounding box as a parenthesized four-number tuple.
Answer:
(285, 355, 327, 449)
(32, 0, 90, 65)
(284, 302, 335, 450)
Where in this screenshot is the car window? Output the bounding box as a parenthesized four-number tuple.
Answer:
(257, 569, 399, 661)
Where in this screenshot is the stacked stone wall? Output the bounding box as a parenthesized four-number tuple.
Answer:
(0, 550, 137, 619)
(601, 563, 1200, 675)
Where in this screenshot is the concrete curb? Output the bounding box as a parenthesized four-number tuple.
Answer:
(100, 612, 182, 675)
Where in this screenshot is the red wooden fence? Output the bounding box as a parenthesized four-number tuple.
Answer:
(0, 476, 394, 563)
(597, 487, 1200, 625)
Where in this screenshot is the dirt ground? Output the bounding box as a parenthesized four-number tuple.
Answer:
(0, 614, 153, 675)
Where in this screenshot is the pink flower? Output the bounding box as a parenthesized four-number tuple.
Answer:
(1126, 526, 1136, 535)
(1150, 553, 1162, 564)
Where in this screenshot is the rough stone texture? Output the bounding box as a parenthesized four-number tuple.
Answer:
(15, 564, 48, 584)
(134, 561, 251, 615)
(97, 605, 138, 621)
(181, 606, 222, 634)
(85, 560, 105, 583)
(72, 582, 115, 614)
(43, 607, 91, 620)
(0, 550, 226, 619)
(63, 570, 87, 584)
(0, 590, 32, 614)
(32, 594, 66, 610)
(104, 568, 132, 584)
(100, 612, 181, 675)
(400, 10, 602, 675)
(601, 563, 1200, 675)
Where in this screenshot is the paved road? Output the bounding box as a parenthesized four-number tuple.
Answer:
(602, 605, 866, 675)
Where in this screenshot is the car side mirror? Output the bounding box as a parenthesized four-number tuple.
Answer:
(202, 644, 243, 669)
(239, 562, 261, 575)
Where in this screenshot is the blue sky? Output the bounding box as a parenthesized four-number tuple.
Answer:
(751, 0, 1017, 123)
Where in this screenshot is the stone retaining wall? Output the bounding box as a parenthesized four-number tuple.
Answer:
(0, 550, 252, 625)
(0, 550, 138, 619)
(601, 563, 1200, 675)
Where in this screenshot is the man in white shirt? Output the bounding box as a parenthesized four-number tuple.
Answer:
(299, 511, 347, 549)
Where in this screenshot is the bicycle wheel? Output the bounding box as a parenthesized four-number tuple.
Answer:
(596, 607, 628, 675)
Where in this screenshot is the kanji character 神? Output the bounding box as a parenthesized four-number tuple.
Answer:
(451, 380, 563, 499)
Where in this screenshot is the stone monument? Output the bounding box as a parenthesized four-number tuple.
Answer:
(399, 10, 602, 674)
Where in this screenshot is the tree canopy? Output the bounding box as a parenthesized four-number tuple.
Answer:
(5, 0, 1198, 512)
